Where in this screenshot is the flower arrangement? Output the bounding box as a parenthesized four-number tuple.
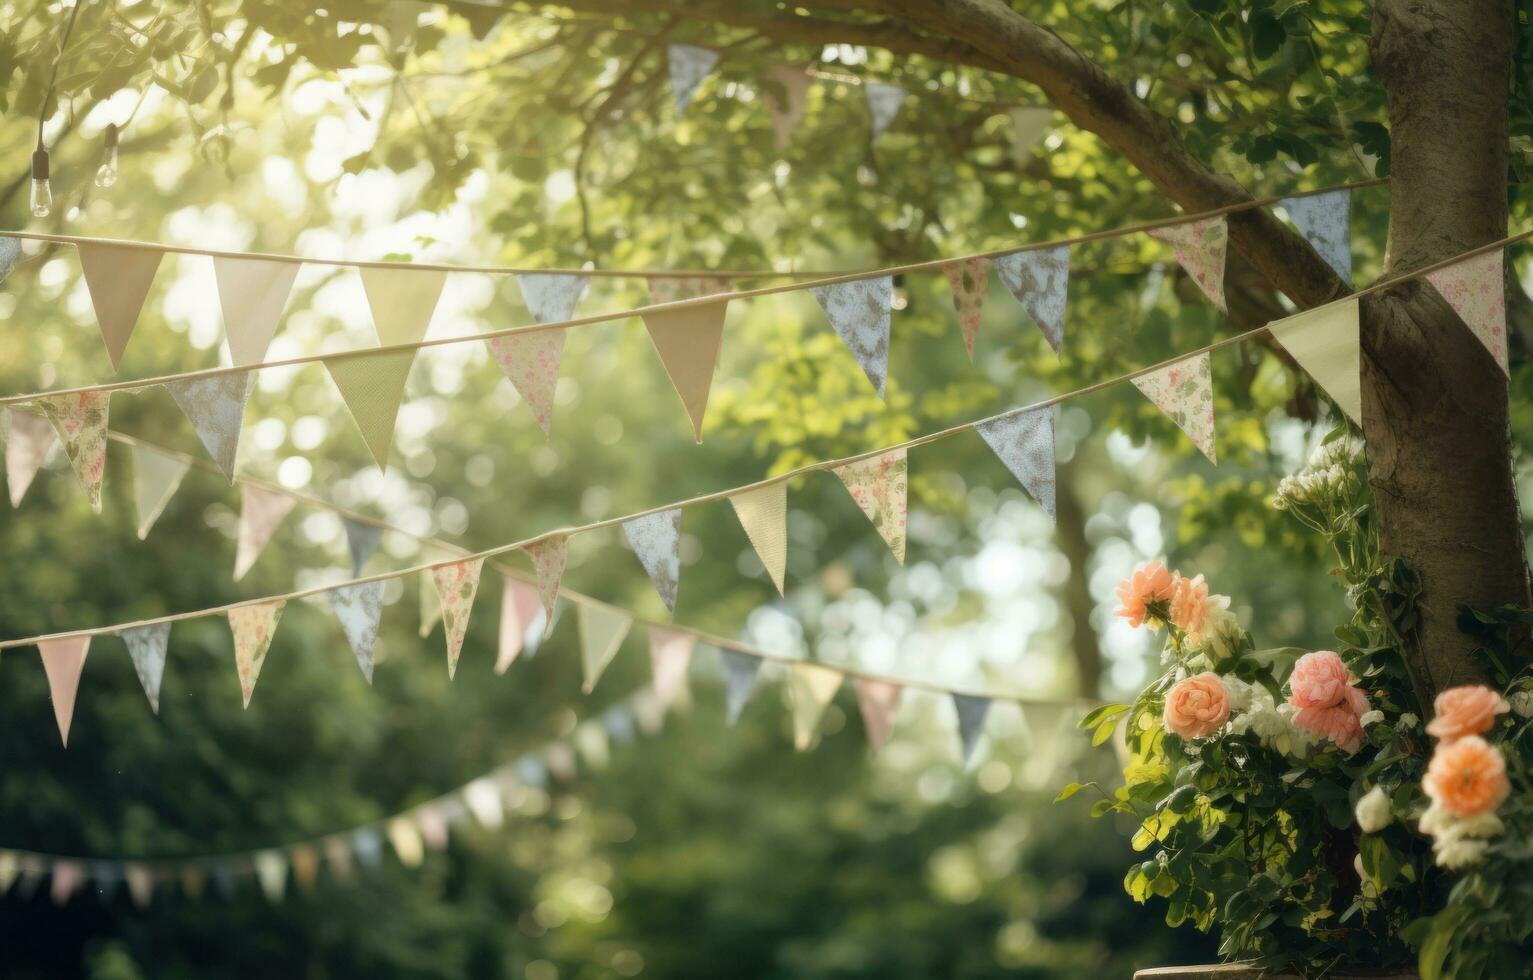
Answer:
(1064, 437, 1533, 977)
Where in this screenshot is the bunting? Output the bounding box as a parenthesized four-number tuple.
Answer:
(516, 273, 588, 324)
(763, 64, 812, 150)
(37, 392, 110, 512)
(993, 246, 1069, 353)
(328, 580, 385, 683)
(234, 484, 296, 581)
(1266, 299, 1362, 423)
(38, 636, 90, 746)
(1149, 217, 1228, 312)
(641, 299, 729, 441)
(953, 693, 992, 766)
(253, 851, 287, 901)
(865, 82, 907, 141)
(975, 405, 1056, 518)
(165, 372, 252, 481)
(833, 449, 908, 563)
(1131, 352, 1217, 464)
(214, 256, 300, 367)
(788, 662, 843, 750)
(122, 623, 171, 714)
(1281, 189, 1352, 287)
(854, 678, 903, 752)
(667, 44, 721, 114)
(578, 603, 632, 693)
(387, 818, 424, 868)
(0, 235, 19, 280)
(719, 648, 762, 725)
(431, 558, 485, 679)
(622, 509, 683, 612)
(77, 242, 163, 371)
(130, 445, 190, 539)
(496, 578, 543, 674)
(419, 566, 443, 639)
(124, 864, 153, 908)
(648, 626, 696, 713)
(229, 601, 285, 708)
(488, 330, 564, 436)
(1424, 250, 1508, 375)
(1009, 106, 1054, 164)
(325, 351, 415, 470)
(50, 861, 83, 906)
(811, 276, 893, 396)
(729, 483, 788, 594)
(524, 537, 569, 637)
(646, 276, 730, 305)
(342, 518, 383, 576)
(943, 257, 991, 361)
(6, 409, 55, 506)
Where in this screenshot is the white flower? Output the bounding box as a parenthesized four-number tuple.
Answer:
(1419, 801, 1504, 872)
(1355, 786, 1392, 833)
(1509, 691, 1533, 718)
(1202, 607, 1244, 662)
(1398, 713, 1420, 730)
(1434, 836, 1489, 870)
(1359, 710, 1384, 728)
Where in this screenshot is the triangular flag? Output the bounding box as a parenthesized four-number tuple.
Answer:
(515, 273, 588, 324)
(325, 350, 414, 471)
(729, 483, 787, 594)
(431, 558, 485, 679)
(123, 864, 154, 908)
(647, 276, 731, 305)
(38, 636, 89, 746)
(1132, 352, 1217, 463)
(361, 266, 446, 347)
(496, 577, 543, 675)
(1008, 106, 1053, 164)
(342, 517, 383, 576)
(419, 566, 443, 638)
(811, 277, 893, 396)
(719, 648, 762, 725)
(228, 600, 285, 708)
(648, 626, 696, 713)
(952, 693, 992, 766)
(667, 43, 720, 114)
(524, 537, 568, 637)
(943, 258, 991, 361)
(1281, 190, 1352, 287)
(165, 372, 252, 481)
(865, 82, 907, 141)
(253, 850, 287, 901)
(1149, 217, 1228, 312)
(0, 235, 20, 281)
(0, 851, 16, 894)
(122, 623, 171, 714)
(213, 256, 300, 366)
(1266, 299, 1362, 423)
(324, 836, 354, 881)
(290, 845, 320, 891)
(1425, 250, 1508, 375)
(234, 483, 296, 581)
(578, 603, 632, 693)
(7, 410, 56, 506)
(488, 330, 565, 436)
(50, 861, 83, 906)
(622, 509, 682, 612)
(642, 299, 728, 442)
(788, 662, 843, 750)
(179, 865, 206, 900)
(854, 678, 903, 753)
(37, 392, 110, 512)
(993, 246, 1070, 353)
(833, 449, 908, 563)
(764, 64, 812, 150)
(351, 828, 384, 867)
(76, 242, 163, 371)
(328, 580, 385, 684)
(975, 406, 1056, 517)
(130, 445, 189, 539)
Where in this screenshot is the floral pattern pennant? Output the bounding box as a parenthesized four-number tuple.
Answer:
(1425, 249, 1508, 375)
(122, 622, 171, 714)
(37, 391, 110, 512)
(622, 509, 683, 612)
(833, 448, 908, 563)
(228, 600, 285, 709)
(1149, 217, 1228, 312)
(992, 246, 1070, 353)
(328, 580, 385, 684)
(164, 373, 252, 481)
(1132, 351, 1217, 463)
(487, 330, 564, 436)
(524, 536, 569, 636)
(942, 258, 991, 360)
(431, 558, 485, 679)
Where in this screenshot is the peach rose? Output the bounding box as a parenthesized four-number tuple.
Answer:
(1424, 735, 1510, 818)
(1169, 574, 1209, 634)
(1164, 672, 1230, 739)
(1426, 685, 1511, 743)
(1293, 702, 1367, 754)
(1114, 561, 1176, 629)
(1287, 651, 1353, 709)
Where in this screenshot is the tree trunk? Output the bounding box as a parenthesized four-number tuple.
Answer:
(1055, 459, 1103, 698)
(1364, 0, 1529, 700)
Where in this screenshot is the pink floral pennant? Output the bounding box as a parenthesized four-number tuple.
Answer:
(7, 409, 56, 507)
(854, 678, 903, 753)
(942, 257, 991, 361)
(228, 600, 285, 708)
(1149, 217, 1228, 312)
(496, 577, 544, 675)
(1425, 249, 1508, 375)
(37, 392, 110, 512)
(763, 64, 812, 150)
(648, 626, 696, 713)
(38, 636, 90, 746)
(1131, 352, 1217, 464)
(524, 536, 569, 637)
(234, 483, 296, 581)
(487, 330, 564, 436)
(431, 557, 485, 679)
(833, 448, 908, 563)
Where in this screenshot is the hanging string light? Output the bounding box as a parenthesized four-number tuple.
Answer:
(94, 122, 119, 188)
(29, 0, 85, 219)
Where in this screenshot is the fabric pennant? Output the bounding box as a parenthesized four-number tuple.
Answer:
(646, 276, 730, 305)
(952, 693, 992, 766)
(123, 864, 154, 908)
(993, 246, 1070, 353)
(234, 483, 296, 581)
(865, 82, 907, 141)
(719, 648, 762, 725)
(1132, 352, 1217, 463)
(325, 350, 414, 471)
(50, 861, 83, 906)
(7, 410, 56, 507)
(811, 276, 893, 396)
(667, 43, 720, 114)
(496, 578, 543, 675)
(130, 445, 190, 539)
(788, 662, 843, 750)
(229, 601, 285, 708)
(37, 392, 110, 512)
(165, 372, 252, 481)
(1425, 249, 1508, 375)
(342, 518, 383, 576)
(122, 623, 171, 715)
(729, 483, 787, 594)
(431, 558, 485, 679)
(975, 405, 1056, 518)
(833, 449, 908, 563)
(214, 256, 300, 366)
(1009, 106, 1054, 164)
(1266, 299, 1362, 423)
(516, 273, 588, 325)
(623, 509, 683, 612)
(253, 850, 287, 901)
(328, 580, 385, 684)
(943, 257, 991, 361)
(419, 567, 444, 639)
(578, 603, 632, 693)
(0, 235, 20, 281)
(488, 330, 565, 436)
(764, 63, 812, 150)
(361, 267, 445, 347)
(524, 537, 569, 637)
(1149, 217, 1228, 312)
(642, 298, 728, 442)
(854, 678, 903, 753)
(77, 242, 164, 371)
(38, 636, 89, 747)
(1281, 189, 1352, 287)
(648, 626, 696, 713)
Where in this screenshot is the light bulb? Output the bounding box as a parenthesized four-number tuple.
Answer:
(94, 123, 119, 188)
(30, 148, 51, 218)
(891, 274, 909, 311)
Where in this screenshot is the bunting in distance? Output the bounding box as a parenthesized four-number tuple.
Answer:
(37, 392, 110, 512)
(1424, 250, 1508, 375)
(865, 82, 907, 142)
(788, 662, 843, 750)
(578, 603, 632, 693)
(122, 623, 171, 714)
(496, 578, 543, 674)
(993, 246, 1070, 354)
(953, 693, 992, 766)
(1131, 352, 1217, 464)
(130, 445, 190, 539)
(1281, 189, 1352, 287)
(1266, 299, 1362, 423)
(855, 678, 903, 753)
(38, 636, 90, 746)
(812, 276, 893, 396)
(641, 298, 729, 442)
(667, 44, 720, 114)
(719, 648, 762, 725)
(729, 483, 788, 594)
(229, 600, 285, 708)
(648, 626, 696, 714)
(974, 405, 1056, 518)
(488, 273, 588, 436)
(214, 257, 300, 367)
(431, 558, 485, 679)
(165, 373, 252, 481)
(6, 409, 56, 506)
(622, 509, 683, 612)
(763, 64, 812, 150)
(1150, 217, 1228, 312)
(234, 483, 296, 581)
(1008, 107, 1054, 165)
(77, 242, 163, 371)
(834, 449, 908, 563)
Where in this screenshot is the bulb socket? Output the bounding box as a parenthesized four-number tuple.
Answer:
(32, 148, 49, 180)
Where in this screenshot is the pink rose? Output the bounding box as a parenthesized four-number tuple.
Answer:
(1114, 561, 1176, 629)
(1164, 672, 1230, 739)
(1293, 702, 1366, 755)
(1288, 651, 1353, 709)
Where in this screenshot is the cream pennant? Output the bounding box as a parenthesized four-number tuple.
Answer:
(361, 266, 445, 347)
(165, 373, 252, 481)
(975, 405, 1056, 518)
(865, 82, 907, 141)
(646, 276, 731, 305)
(953, 693, 992, 766)
(667, 43, 721, 114)
(788, 662, 843, 750)
(993, 246, 1069, 353)
(729, 482, 787, 594)
(833, 448, 908, 563)
(123, 864, 154, 908)
(1149, 217, 1228, 312)
(328, 580, 385, 684)
(764, 64, 812, 150)
(578, 602, 632, 693)
(253, 850, 288, 901)
(214, 256, 300, 366)
(1281, 189, 1352, 287)
(419, 567, 443, 639)
(854, 678, 903, 753)
(77, 242, 163, 371)
(229, 600, 284, 708)
(130, 445, 190, 539)
(488, 330, 564, 436)
(0, 851, 16, 894)
(38, 636, 89, 747)
(234, 483, 296, 581)
(431, 558, 485, 679)
(7, 409, 56, 507)
(496, 577, 543, 675)
(1267, 299, 1362, 423)
(1132, 352, 1217, 463)
(37, 392, 110, 512)
(1425, 250, 1508, 375)
(342, 518, 383, 576)
(641, 298, 728, 442)
(719, 648, 762, 725)
(525, 537, 568, 638)
(943, 257, 991, 361)
(290, 845, 320, 891)
(325, 350, 414, 470)
(622, 509, 683, 612)
(463, 779, 505, 829)
(324, 835, 354, 881)
(1009, 106, 1054, 164)
(648, 626, 696, 713)
(811, 276, 893, 396)
(515, 273, 588, 324)
(122, 623, 171, 715)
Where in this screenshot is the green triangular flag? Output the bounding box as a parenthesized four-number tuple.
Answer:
(324, 351, 414, 470)
(578, 603, 631, 693)
(1267, 298, 1361, 424)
